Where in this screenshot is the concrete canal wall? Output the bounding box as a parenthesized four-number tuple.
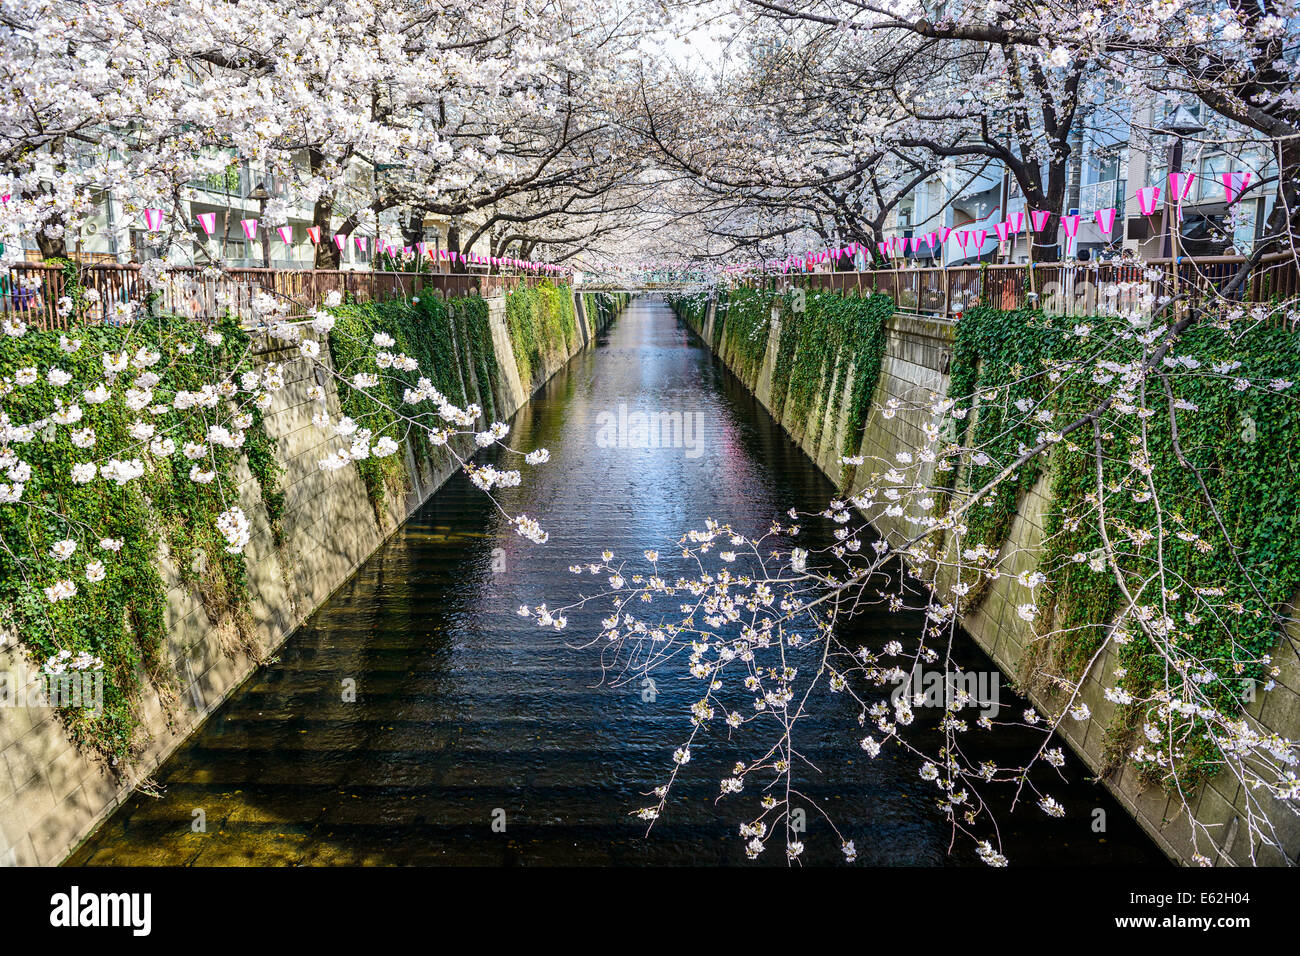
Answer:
(691, 295, 1300, 867)
(0, 286, 622, 866)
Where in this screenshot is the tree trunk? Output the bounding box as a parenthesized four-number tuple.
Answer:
(313, 197, 340, 268)
(1259, 135, 1300, 264)
(446, 223, 462, 272)
(309, 149, 340, 269)
(260, 200, 271, 270)
(33, 136, 69, 259)
(35, 220, 68, 260)
(401, 208, 424, 249)
(1015, 154, 1068, 264)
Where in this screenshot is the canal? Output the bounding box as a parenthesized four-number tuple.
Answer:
(68, 297, 1164, 866)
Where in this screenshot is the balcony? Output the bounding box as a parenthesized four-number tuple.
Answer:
(1079, 179, 1116, 212)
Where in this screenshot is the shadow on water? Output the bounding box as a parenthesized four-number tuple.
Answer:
(67, 297, 1166, 866)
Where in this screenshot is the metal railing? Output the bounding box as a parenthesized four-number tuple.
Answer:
(0, 264, 554, 331)
(738, 254, 1298, 320)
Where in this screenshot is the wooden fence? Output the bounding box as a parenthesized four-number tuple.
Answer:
(0, 263, 553, 331)
(739, 254, 1299, 319)
(4, 255, 1296, 332)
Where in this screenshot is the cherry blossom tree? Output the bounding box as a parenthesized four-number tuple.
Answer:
(0, 0, 658, 268)
(743, 0, 1300, 259)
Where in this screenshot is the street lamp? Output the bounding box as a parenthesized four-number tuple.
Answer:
(1159, 105, 1206, 259)
(247, 181, 271, 269)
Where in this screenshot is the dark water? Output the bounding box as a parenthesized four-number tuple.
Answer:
(68, 298, 1164, 866)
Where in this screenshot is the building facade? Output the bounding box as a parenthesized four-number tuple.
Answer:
(883, 101, 1277, 266)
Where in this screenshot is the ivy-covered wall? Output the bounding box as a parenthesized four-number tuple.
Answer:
(0, 281, 625, 866)
(503, 281, 578, 389)
(0, 311, 283, 763)
(672, 286, 892, 486)
(580, 290, 628, 340)
(939, 306, 1300, 792)
(284, 284, 626, 521)
(326, 294, 496, 517)
(500, 282, 625, 393)
(681, 283, 1300, 866)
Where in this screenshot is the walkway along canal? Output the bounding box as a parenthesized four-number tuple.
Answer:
(67, 297, 1164, 865)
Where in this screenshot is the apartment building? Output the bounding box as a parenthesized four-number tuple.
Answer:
(884, 100, 1277, 266)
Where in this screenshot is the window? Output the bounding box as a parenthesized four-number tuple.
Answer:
(1197, 153, 1231, 202)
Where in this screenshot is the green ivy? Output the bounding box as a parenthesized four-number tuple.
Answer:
(581, 291, 625, 333)
(716, 287, 774, 380)
(451, 295, 500, 425)
(326, 295, 484, 515)
(0, 308, 281, 761)
(329, 285, 622, 519)
(778, 292, 893, 484)
(504, 281, 577, 388)
(941, 304, 1300, 788)
(768, 298, 801, 421)
(940, 305, 1063, 556)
